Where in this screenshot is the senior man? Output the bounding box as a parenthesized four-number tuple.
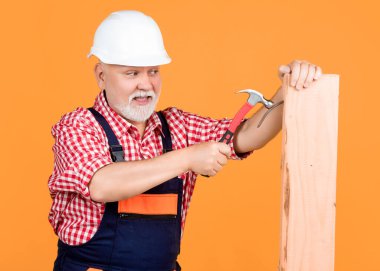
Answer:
(48, 10, 322, 271)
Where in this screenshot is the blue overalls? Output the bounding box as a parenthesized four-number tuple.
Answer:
(53, 108, 182, 271)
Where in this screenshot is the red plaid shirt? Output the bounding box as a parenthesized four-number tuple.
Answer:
(48, 90, 250, 245)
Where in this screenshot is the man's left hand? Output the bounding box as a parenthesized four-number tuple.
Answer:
(278, 60, 323, 90)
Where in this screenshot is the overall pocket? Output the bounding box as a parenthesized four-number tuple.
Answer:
(115, 216, 180, 266)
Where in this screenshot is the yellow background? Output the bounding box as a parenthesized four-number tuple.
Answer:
(1, 0, 379, 270)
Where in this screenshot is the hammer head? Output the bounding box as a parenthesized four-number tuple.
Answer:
(237, 89, 274, 109)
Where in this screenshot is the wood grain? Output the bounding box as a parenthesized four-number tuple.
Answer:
(279, 74, 339, 271)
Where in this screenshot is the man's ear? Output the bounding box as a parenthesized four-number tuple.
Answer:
(94, 62, 106, 90)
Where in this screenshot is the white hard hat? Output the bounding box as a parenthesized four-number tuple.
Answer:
(87, 10, 171, 66)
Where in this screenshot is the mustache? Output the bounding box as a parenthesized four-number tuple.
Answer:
(128, 90, 156, 103)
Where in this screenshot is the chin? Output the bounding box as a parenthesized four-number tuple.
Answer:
(117, 103, 157, 123)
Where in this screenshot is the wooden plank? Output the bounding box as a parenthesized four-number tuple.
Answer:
(279, 74, 339, 271)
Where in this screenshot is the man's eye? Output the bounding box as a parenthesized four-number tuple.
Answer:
(126, 71, 138, 76)
(150, 70, 159, 75)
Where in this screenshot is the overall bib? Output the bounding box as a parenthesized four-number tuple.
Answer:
(53, 108, 182, 271)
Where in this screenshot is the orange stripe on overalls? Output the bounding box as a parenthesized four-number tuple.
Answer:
(118, 194, 178, 215)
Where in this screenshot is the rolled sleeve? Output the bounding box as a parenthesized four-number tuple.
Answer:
(48, 108, 113, 200)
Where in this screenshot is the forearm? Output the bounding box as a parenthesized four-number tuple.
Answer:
(89, 148, 190, 202)
(233, 86, 284, 153)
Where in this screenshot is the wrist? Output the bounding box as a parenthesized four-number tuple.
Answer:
(175, 147, 193, 173)
(272, 86, 284, 102)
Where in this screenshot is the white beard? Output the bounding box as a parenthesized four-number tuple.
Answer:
(114, 90, 158, 122)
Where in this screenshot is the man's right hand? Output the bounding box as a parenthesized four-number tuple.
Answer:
(90, 141, 232, 202)
(186, 141, 231, 176)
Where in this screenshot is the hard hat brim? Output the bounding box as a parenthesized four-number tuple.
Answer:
(87, 51, 171, 67)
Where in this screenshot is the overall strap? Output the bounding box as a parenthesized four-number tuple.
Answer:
(88, 108, 172, 161)
(157, 111, 172, 153)
(87, 107, 124, 162)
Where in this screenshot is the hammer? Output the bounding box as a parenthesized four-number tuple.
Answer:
(218, 89, 274, 145)
(202, 89, 274, 177)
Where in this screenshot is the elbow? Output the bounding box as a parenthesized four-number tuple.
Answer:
(89, 189, 105, 203)
(251, 140, 268, 150)
(234, 137, 266, 153)
(89, 175, 107, 203)
(89, 173, 133, 203)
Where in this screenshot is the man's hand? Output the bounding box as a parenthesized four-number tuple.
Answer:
(278, 60, 323, 90)
(186, 142, 231, 177)
(233, 60, 324, 154)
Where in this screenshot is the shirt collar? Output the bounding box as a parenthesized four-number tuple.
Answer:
(92, 90, 164, 139)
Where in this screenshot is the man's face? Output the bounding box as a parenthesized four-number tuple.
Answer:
(96, 63, 162, 123)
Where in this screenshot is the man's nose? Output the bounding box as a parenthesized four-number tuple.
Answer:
(137, 72, 153, 90)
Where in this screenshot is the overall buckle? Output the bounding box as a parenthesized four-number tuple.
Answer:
(110, 145, 124, 162)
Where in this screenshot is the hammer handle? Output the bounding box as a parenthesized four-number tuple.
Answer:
(202, 102, 253, 178)
(219, 129, 234, 144)
(228, 102, 253, 133)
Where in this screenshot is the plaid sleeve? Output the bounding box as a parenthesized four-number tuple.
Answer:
(171, 108, 253, 160)
(48, 107, 113, 200)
